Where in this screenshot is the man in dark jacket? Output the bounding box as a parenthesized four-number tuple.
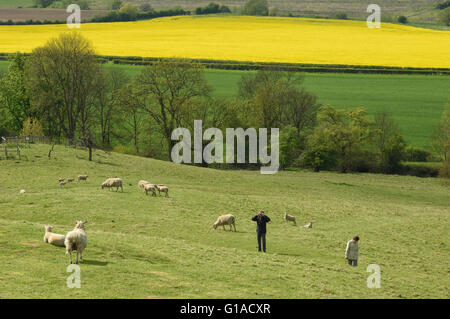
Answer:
(252, 210, 271, 252)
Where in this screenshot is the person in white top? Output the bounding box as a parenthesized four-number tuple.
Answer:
(345, 236, 360, 266)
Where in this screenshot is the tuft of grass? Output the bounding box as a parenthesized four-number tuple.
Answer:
(0, 144, 448, 298)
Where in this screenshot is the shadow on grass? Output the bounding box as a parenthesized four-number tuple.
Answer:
(81, 259, 109, 266)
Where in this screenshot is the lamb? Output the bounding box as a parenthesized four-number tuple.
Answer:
(67, 178, 74, 183)
(144, 183, 157, 196)
(58, 178, 65, 183)
(155, 184, 169, 197)
(213, 214, 236, 232)
(301, 222, 314, 229)
(43, 225, 66, 247)
(59, 181, 67, 187)
(77, 175, 88, 182)
(19, 189, 26, 194)
(64, 220, 87, 264)
(101, 177, 123, 192)
(284, 212, 296, 225)
(138, 180, 150, 190)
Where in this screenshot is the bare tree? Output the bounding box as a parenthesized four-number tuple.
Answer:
(136, 61, 210, 158)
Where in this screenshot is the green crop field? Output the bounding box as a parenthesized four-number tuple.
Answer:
(1, 60, 448, 149)
(0, 0, 33, 8)
(0, 144, 448, 298)
(103, 64, 450, 150)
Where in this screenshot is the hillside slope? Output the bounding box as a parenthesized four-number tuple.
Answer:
(0, 144, 448, 298)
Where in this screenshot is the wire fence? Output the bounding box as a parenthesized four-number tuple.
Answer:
(0, 135, 91, 160)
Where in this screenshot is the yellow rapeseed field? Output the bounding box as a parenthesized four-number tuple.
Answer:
(0, 15, 449, 68)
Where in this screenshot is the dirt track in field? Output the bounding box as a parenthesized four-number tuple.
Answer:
(0, 9, 108, 22)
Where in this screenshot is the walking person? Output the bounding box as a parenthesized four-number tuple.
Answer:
(345, 236, 360, 266)
(252, 210, 271, 253)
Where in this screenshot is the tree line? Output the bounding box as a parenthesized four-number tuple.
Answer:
(0, 33, 448, 177)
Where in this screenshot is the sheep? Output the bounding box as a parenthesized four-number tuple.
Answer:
(101, 177, 123, 192)
(59, 181, 67, 187)
(301, 221, 314, 229)
(19, 189, 26, 194)
(284, 212, 296, 225)
(64, 220, 87, 264)
(77, 175, 88, 182)
(213, 214, 236, 232)
(155, 184, 169, 197)
(67, 178, 74, 183)
(144, 183, 157, 196)
(58, 178, 65, 183)
(43, 225, 66, 247)
(138, 180, 150, 190)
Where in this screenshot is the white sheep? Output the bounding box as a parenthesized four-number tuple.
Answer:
(155, 184, 169, 197)
(138, 180, 150, 190)
(284, 212, 296, 225)
(19, 189, 26, 194)
(43, 225, 66, 247)
(144, 183, 157, 196)
(64, 220, 87, 264)
(301, 221, 314, 229)
(213, 214, 236, 232)
(101, 177, 123, 192)
(59, 181, 67, 187)
(77, 175, 88, 182)
(58, 178, 65, 183)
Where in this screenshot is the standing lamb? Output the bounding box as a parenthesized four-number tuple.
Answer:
(138, 180, 150, 190)
(77, 175, 88, 182)
(213, 214, 236, 232)
(64, 220, 87, 264)
(144, 183, 157, 196)
(284, 212, 296, 225)
(43, 225, 66, 247)
(101, 178, 123, 192)
(155, 184, 169, 197)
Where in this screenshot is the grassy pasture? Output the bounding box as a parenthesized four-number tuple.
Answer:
(0, 144, 448, 298)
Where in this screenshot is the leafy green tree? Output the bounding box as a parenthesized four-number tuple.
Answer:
(303, 105, 373, 173)
(19, 117, 44, 137)
(373, 111, 406, 173)
(25, 33, 103, 161)
(243, 0, 268, 16)
(33, 0, 54, 8)
(119, 2, 139, 20)
(0, 53, 32, 133)
(438, 7, 450, 26)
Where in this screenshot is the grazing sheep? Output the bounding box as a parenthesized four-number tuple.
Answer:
(64, 220, 87, 264)
(284, 212, 296, 225)
(301, 222, 314, 229)
(213, 214, 236, 232)
(59, 181, 67, 187)
(101, 178, 123, 192)
(19, 189, 26, 194)
(67, 178, 74, 183)
(43, 225, 66, 247)
(77, 175, 88, 182)
(155, 184, 169, 197)
(138, 180, 150, 190)
(58, 178, 65, 183)
(144, 183, 157, 196)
